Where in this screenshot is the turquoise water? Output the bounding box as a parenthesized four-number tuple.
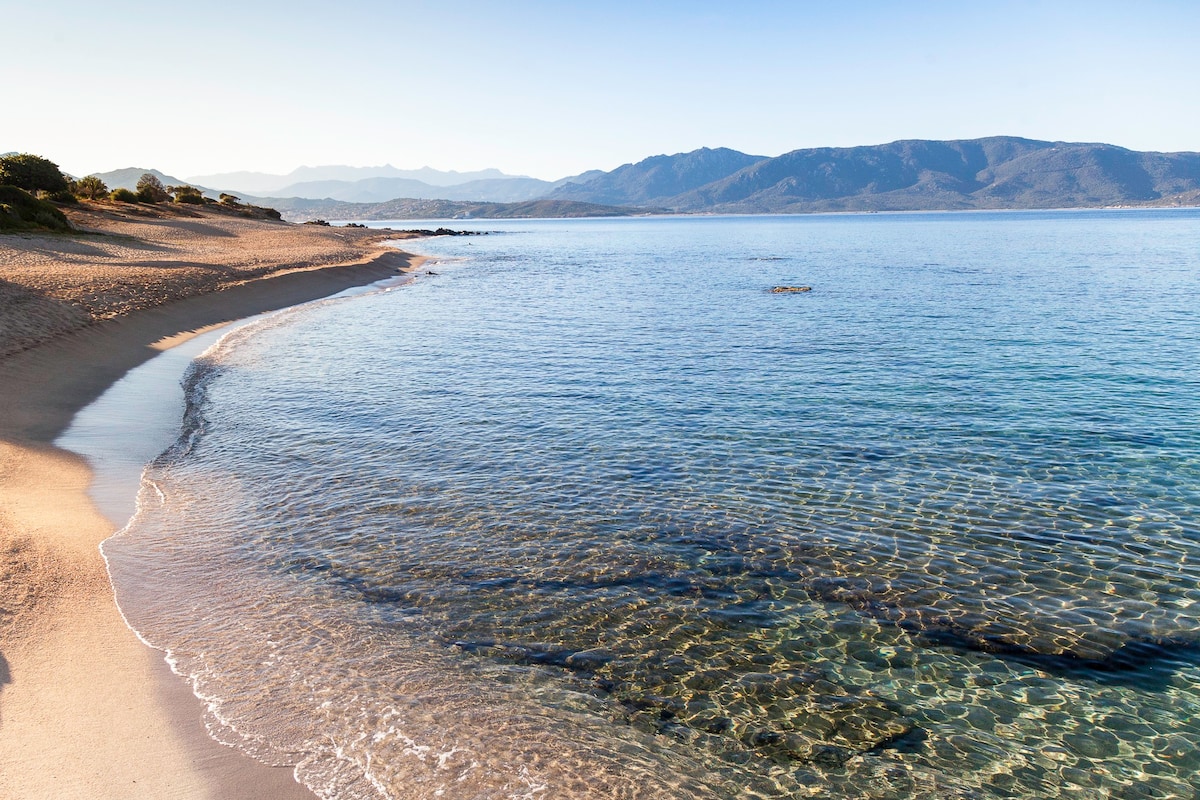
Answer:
(105, 211, 1200, 799)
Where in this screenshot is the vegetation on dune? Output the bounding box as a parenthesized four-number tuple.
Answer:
(0, 154, 76, 230)
(0, 153, 70, 195)
(73, 174, 109, 200)
(0, 185, 72, 232)
(213, 192, 282, 220)
(0, 151, 287, 228)
(168, 184, 205, 204)
(135, 173, 171, 203)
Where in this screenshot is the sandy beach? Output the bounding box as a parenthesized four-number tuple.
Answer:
(0, 202, 423, 799)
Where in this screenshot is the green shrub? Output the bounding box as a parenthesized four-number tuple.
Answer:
(0, 185, 72, 232)
(168, 184, 205, 204)
(74, 175, 109, 200)
(0, 154, 69, 194)
(135, 173, 170, 203)
(110, 187, 139, 202)
(219, 192, 241, 206)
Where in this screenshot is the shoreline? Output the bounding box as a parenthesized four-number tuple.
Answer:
(0, 243, 424, 798)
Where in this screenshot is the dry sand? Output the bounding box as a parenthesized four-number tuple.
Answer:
(0, 200, 418, 359)
(0, 202, 426, 799)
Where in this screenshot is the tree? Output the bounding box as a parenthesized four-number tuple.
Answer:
(0, 153, 70, 194)
(168, 184, 205, 204)
(135, 173, 170, 203)
(74, 175, 109, 200)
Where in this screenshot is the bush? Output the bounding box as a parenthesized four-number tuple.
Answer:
(110, 188, 139, 202)
(0, 153, 70, 194)
(219, 193, 241, 206)
(168, 184, 205, 204)
(135, 173, 170, 203)
(0, 185, 72, 232)
(47, 189, 79, 204)
(74, 175, 109, 200)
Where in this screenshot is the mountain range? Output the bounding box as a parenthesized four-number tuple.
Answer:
(185, 165, 608, 203)
(87, 137, 1200, 220)
(258, 175, 569, 204)
(547, 147, 768, 206)
(548, 138, 1200, 213)
(187, 164, 530, 194)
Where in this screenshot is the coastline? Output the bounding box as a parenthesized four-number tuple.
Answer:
(0, 219, 424, 799)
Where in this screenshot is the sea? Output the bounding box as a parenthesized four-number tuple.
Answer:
(82, 211, 1200, 799)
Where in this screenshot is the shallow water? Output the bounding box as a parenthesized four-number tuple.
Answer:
(104, 211, 1200, 798)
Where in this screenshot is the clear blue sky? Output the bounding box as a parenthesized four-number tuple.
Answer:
(7, 0, 1199, 180)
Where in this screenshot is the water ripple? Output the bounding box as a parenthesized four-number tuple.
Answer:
(107, 212, 1200, 800)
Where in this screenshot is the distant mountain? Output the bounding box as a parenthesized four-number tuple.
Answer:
(188, 164, 540, 196)
(549, 147, 768, 206)
(245, 195, 649, 223)
(285, 164, 514, 187)
(85, 137, 1200, 220)
(183, 169, 294, 195)
(660, 138, 1200, 213)
(270, 177, 456, 203)
(90, 167, 200, 192)
(439, 177, 574, 203)
(566, 169, 607, 186)
(269, 175, 572, 204)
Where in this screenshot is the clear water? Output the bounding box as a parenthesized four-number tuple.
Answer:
(104, 211, 1200, 799)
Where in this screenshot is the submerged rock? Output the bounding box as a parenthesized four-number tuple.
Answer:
(449, 635, 918, 768)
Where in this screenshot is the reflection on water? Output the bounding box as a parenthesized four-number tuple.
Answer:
(105, 213, 1200, 799)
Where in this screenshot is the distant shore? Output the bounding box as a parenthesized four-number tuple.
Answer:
(0, 203, 425, 799)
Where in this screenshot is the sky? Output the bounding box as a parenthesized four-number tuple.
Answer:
(6, 0, 1199, 180)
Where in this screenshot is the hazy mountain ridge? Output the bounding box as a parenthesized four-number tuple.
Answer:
(186, 164, 523, 194)
(548, 147, 768, 205)
(269, 175, 577, 204)
(657, 138, 1200, 212)
(248, 196, 648, 222)
(238, 138, 1200, 213)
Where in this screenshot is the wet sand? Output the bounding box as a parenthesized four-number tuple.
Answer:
(0, 203, 423, 799)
